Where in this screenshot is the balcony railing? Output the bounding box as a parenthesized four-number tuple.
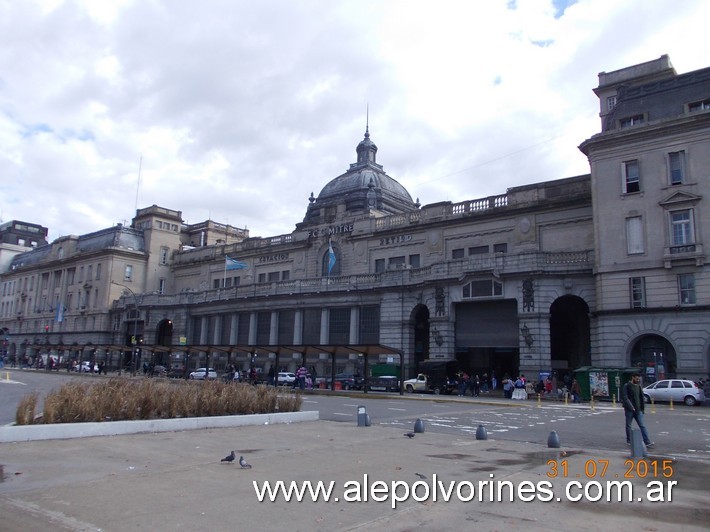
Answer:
(669, 244, 696, 254)
(124, 250, 594, 308)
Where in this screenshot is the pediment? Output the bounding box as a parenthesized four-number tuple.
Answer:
(659, 190, 702, 207)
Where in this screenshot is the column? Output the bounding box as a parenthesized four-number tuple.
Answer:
(349, 307, 359, 344)
(248, 312, 257, 345)
(230, 314, 238, 344)
(293, 310, 303, 344)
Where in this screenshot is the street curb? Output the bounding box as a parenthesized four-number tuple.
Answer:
(0, 410, 319, 443)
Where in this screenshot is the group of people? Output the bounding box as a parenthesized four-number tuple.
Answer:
(289, 365, 318, 390)
(529, 374, 583, 403)
(501, 374, 527, 399)
(226, 364, 259, 384)
(455, 371, 495, 397)
(499, 372, 584, 402)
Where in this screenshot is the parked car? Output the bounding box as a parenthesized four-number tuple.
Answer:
(403, 373, 456, 394)
(189, 368, 217, 380)
(167, 368, 186, 379)
(334, 373, 363, 390)
(76, 361, 98, 373)
(643, 379, 705, 406)
(367, 375, 400, 393)
(151, 365, 167, 377)
(277, 372, 296, 385)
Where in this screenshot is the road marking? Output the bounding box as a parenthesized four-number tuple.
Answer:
(388, 407, 406, 411)
(0, 379, 27, 385)
(333, 412, 352, 417)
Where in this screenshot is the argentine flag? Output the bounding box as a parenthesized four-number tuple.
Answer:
(327, 239, 336, 275)
(225, 256, 249, 271)
(55, 302, 65, 323)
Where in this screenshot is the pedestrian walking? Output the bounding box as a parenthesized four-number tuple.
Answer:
(621, 372, 654, 448)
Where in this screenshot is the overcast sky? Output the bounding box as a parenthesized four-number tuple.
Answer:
(1, 0, 709, 242)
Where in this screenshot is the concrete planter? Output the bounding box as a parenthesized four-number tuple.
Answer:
(0, 410, 318, 442)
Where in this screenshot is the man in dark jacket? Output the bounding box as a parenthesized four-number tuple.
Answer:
(622, 373, 654, 448)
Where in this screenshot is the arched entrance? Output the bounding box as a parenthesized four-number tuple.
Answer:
(411, 305, 430, 368)
(629, 334, 677, 382)
(154, 319, 174, 366)
(1, 327, 9, 363)
(550, 295, 590, 379)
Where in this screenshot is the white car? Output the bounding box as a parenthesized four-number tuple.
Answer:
(76, 361, 98, 373)
(189, 368, 217, 380)
(277, 372, 296, 385)
(643, 379, 705, 406)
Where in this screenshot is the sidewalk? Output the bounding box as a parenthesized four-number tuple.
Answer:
(1, 419, 708, 531)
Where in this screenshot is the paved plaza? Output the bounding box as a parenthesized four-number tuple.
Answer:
(1, 417, 708, 531)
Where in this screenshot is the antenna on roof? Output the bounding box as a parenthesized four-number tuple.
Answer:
(134, 155, 143, 213)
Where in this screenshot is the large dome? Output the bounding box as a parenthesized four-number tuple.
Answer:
(301, 128, 417, 226)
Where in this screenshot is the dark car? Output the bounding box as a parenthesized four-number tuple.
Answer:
(151, 365, 168, 377)
(367, 375, 400, 392)
(335, 373, 363, 390)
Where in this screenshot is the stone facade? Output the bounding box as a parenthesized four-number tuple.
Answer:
(580, 55, 710, 381)
(1, 56, 708, 382)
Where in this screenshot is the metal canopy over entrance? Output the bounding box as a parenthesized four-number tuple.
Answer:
(26, 342, 404, 394)
(184, 343, 403, 395)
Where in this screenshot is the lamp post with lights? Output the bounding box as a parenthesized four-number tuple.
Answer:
(111, 281, 140, 376)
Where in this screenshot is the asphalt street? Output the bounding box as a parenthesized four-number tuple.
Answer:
(302, 393, 710, 459)
(3, 369, 709, 460)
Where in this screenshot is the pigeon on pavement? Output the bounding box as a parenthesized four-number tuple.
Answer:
(404, 432, 415, 438)
(221, 451, 236, 463)
(239, 456, 252, 469)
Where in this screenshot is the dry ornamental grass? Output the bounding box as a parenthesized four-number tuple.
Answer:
(15, 379, 302, 425)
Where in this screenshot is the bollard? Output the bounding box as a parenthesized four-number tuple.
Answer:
(547, 430, 560, 448)
(669, 397, 674, 411)
(651, 397, 656, 414)
(537, 393, 541, 408)
(413, 418, 425, 433)
(475, 424, 488, 440)
(630, 428, 645, 458)
(590, 394, 595, 411)
(612, 394, 616, 407)
(564, 392, 568, 406)
(357, 405, 371, 427)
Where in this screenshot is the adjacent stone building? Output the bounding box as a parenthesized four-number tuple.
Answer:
(580, 55, 710, 381)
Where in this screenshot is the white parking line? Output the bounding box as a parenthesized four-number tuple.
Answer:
(333, 412, 352, 417)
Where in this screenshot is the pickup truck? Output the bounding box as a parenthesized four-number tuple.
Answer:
(403, 373, 456, 395)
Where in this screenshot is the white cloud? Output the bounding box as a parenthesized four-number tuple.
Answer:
(1, 0, 709, 241)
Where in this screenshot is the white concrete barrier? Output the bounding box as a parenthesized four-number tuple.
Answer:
(0, 410, 319, 442)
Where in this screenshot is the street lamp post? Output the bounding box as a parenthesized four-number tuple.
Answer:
(111, 281, 139, 376)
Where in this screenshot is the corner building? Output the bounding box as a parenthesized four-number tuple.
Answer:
(1, 56, 708, 382)
(580, 55, 710, 380)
